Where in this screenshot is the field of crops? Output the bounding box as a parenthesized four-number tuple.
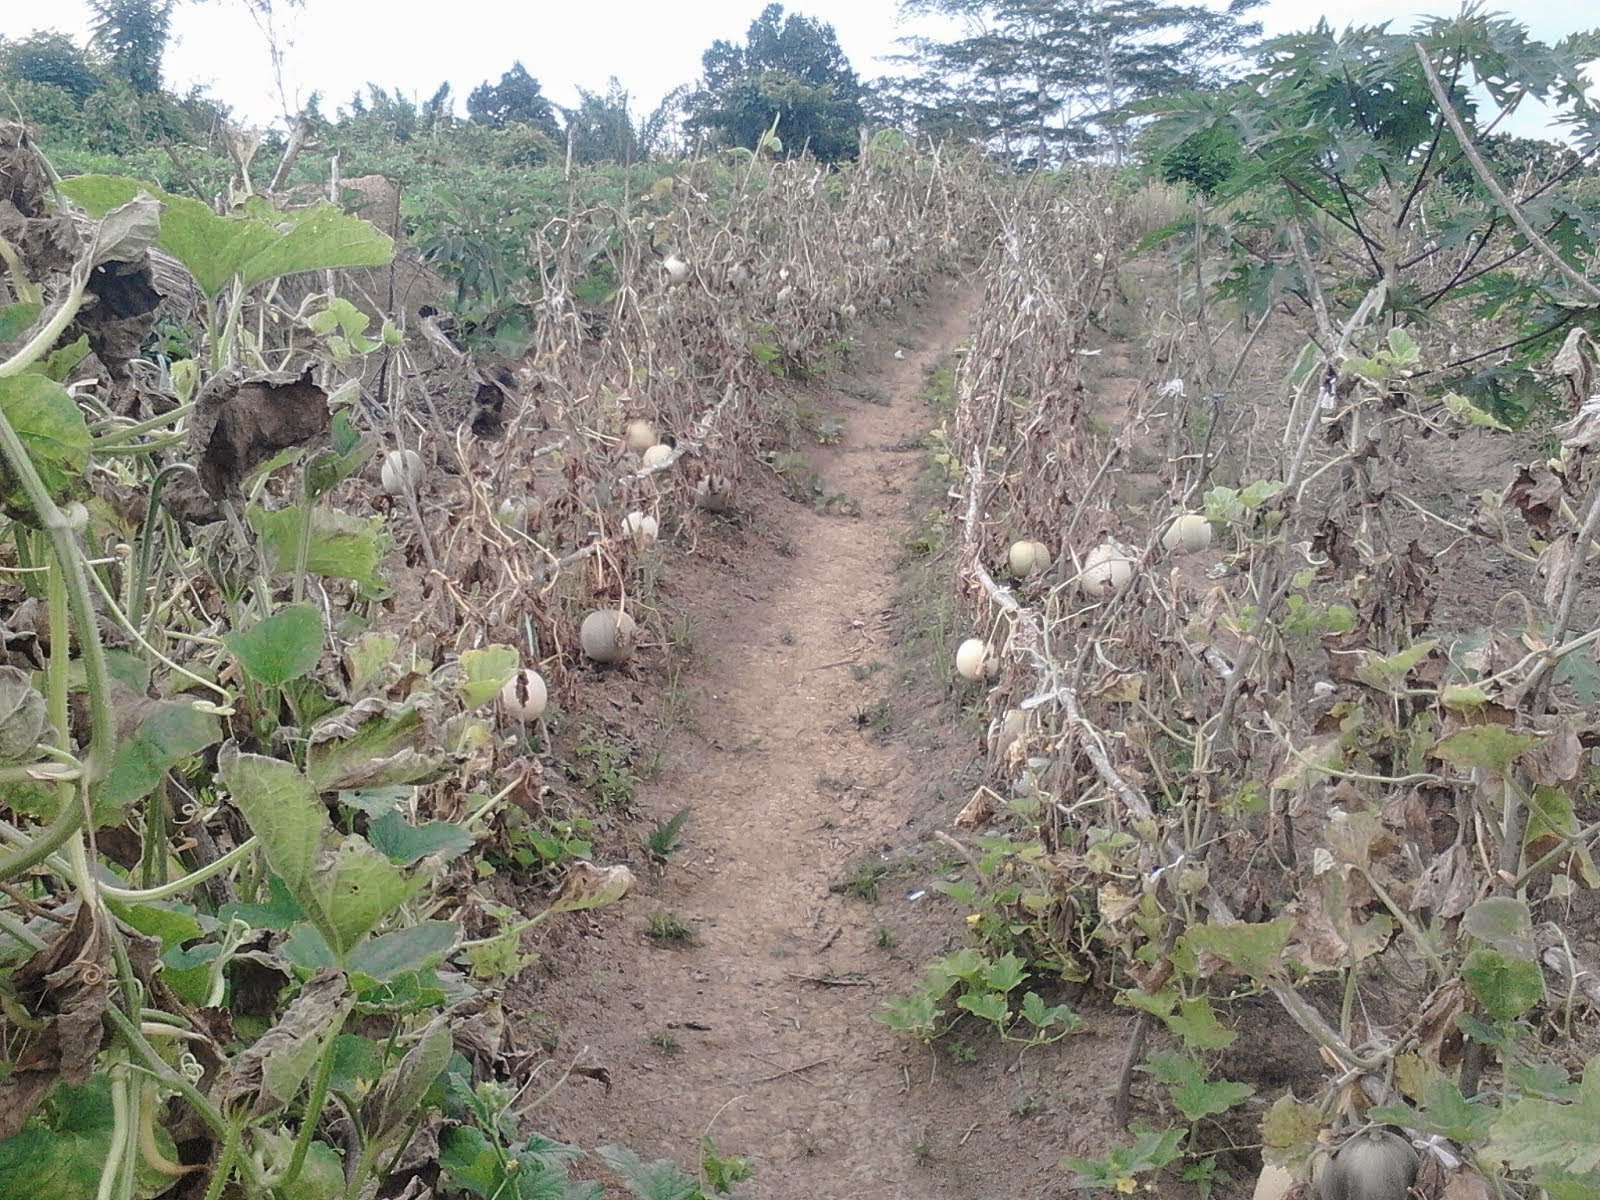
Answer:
(3, 17, 1600, 1198)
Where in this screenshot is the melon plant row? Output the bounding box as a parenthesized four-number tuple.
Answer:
(0, 118, 990, 1199)
(923, 162, 1600, 1198)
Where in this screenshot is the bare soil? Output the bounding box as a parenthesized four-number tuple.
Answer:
(509, 281, 1148, 1198)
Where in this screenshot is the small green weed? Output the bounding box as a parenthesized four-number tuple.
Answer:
(873, 925, 896, 948)
(574, 727, 641, 810)
(644, 807, 692, 874)
(649, 1030, 682, 1055)
(645, 909, 698, 945)
(831, 861, 888, 902)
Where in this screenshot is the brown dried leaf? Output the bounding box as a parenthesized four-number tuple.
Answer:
(1414, 980, 1468, 1069)
(546, 861, 634, 914)
(0, 903, 110, 1137)
(210, 968, 352, 1117)
(1524, 718, 1582, 786)
(1439, 1165, 1493, 1200)
(1502, 463, 1565, 537)
(1412, 845, 1479, 920)
(953, 787, 998, 830)
(190, 366, 331, 499)
(1550, 326, 1597, 411)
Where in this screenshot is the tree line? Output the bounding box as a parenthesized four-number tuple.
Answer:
(0, 0, 1268, 168)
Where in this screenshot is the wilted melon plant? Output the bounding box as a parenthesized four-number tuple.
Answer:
(0, 134, 642, 1199)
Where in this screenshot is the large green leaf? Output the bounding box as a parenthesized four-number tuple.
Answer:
(346, 920, 458, 982)
(218, 743, 325, 911)
(225, 602, 326, 687)
(0, 1075, 179, 1200)
(249, 504, 390, 592)
(58, 176, 393, 298)
(1462, 948, 1545, 1022)
(458, 644, 520, 708)
(366, 809, 474, 865)
(0, 375, 92, 515)
(99, 701, 220, 822)
(1487, 1055, 1600, 1175)
(310, 837, 417, 956)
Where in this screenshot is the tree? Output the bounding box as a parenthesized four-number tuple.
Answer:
(686, 3, 868, 162)
(467, 62, 561, 140)
(1138, 10, 1600, 421)
(883, 0, 1264, 164)
(562, 77, 642, 164)
(0, 31, 105, 101)
(87, 0, 175, 95)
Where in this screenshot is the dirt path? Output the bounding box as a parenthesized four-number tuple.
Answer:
(530, 283, 1000, 1197)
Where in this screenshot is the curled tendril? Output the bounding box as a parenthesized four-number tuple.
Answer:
(180, 1052, 204, 1085)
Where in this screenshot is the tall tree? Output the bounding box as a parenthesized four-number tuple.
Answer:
(467, 62, 561, 140)
(686, 3, 868, 162)
(0, 31, 105, 101)
(562, 78, 642, 164)
(87, 0, 175, 95)
(884, 0, 1264, 164)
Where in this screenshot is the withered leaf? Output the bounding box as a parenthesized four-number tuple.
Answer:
(1524, 718, 1582, 786)
(0, 903, 110, 1137)
(1412, 844, 1479, 920)
(210, 967, 351, 1117)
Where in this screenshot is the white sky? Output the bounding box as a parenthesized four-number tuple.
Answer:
(0, 0, 1594, 133)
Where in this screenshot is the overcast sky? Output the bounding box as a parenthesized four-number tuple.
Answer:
(0, 0, 1594, 132)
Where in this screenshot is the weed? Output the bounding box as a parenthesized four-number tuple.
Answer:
(780, 630, 796, 646)
(574, 727, 641, 810)
(644, 807, 692, 874)
(668, 614, 699, 657)
(700, 1138, 753, 1192)
(873, 925, 896, 948)
(649, 1030, 682, 1055)
(850, 659, 886, 680)
(855, 698, 893, 734)
(645, 909, 698, 945)
(831, 861, 888, 902)
(912, 1131, 936, 1167)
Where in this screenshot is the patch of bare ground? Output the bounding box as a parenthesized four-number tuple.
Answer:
(506, 280, 1141, 1199)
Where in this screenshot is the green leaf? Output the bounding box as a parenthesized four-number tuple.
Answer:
(250, 504, 390, 593)
(0, 300, 41, 342)
(106, 900, 203, 950)
(596, 1143, 703, 1200)
(366, 809, 475, 865)
(984, 951, 1028, 995)
(338, 785, 413, 818)
(282, 923, 338, 973)
(0, 375, 92, 516)
(1444, 390, 1513, 432)
(305, 414, 373, 500)
(438, 1126, 504, 1196)
(59, 176, 392, 297)
(219, 743, 326, 913)
(272, 1139, 345, 1200)
(98, 700, 220, 822)
(225, 603, 326, 687)
(458, 644, 520, 708)
(1019, 990, 1079, 1031)
(1178, 916, 1294, 981)
(1164, 995, 1237, 1052)
(311, 836, 418, 956)
(345, 920, 458, 982)
(1143, 1050, 1254, 1122)
(0, 1075, 180, 1200)
(1462, 948, 1545, 1022)
(1486, 1055, 1600, 1175)
(955, 989, 1009, 1024)
(1354, 639, 1437, 691)
(1431, 725, 1543, 775)
(219, 874, 304, 932)
(873, 990, 941, 1039)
